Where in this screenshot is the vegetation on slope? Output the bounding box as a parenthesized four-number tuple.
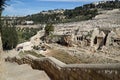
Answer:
(16, 0, 120, 24)
(16, 5, 98, 24)
(96, 0, 120, 9)
(19, 50, 45, 58)
(16, 27, 41, 43)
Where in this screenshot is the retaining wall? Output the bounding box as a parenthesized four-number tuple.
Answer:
(5, 55, 120, 80)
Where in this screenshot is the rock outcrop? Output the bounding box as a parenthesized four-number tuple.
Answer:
(63, 35, 73, 47)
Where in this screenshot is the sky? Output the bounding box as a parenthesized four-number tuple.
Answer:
(2, 0, 102, 16)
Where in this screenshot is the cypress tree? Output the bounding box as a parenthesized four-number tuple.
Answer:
(1, 20, 18, 50)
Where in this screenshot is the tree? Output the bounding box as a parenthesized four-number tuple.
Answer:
(0, 0, 7, 12)
(1, 20, 18, 50)
(0, 0, 18, 50)
(115, 0, 119, 2)
(0, 0, 8, 50)
(0, 0, 7, 32)
(45, 24, 54, 36)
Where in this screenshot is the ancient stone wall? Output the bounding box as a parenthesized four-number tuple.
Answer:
(5, 55, 120, 80)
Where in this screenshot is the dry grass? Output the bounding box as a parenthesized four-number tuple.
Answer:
(19, 50, 45, 58)
(50, 49, 81, 64)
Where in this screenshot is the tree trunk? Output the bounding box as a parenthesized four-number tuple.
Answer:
(0, 8, 6, 80)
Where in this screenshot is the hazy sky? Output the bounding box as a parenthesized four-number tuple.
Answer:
(2, 0, 102, 16)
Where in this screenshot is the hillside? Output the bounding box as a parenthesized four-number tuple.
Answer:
(54, 9, 120, 29)
(16, 0, 120, 24)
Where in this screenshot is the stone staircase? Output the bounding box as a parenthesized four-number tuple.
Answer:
(5, 62, 50, 80)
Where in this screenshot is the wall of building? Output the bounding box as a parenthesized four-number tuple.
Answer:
(5, 55, 120, 80)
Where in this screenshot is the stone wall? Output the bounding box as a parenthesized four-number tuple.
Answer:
(5, 55, 120, 80)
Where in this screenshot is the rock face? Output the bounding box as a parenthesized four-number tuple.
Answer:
(63, 35, 73, 47)
(91, 28, 99, 47)
(106, 31, 117, 47)
(30, 30, 45, 46)
(16, 42, 34, 51)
